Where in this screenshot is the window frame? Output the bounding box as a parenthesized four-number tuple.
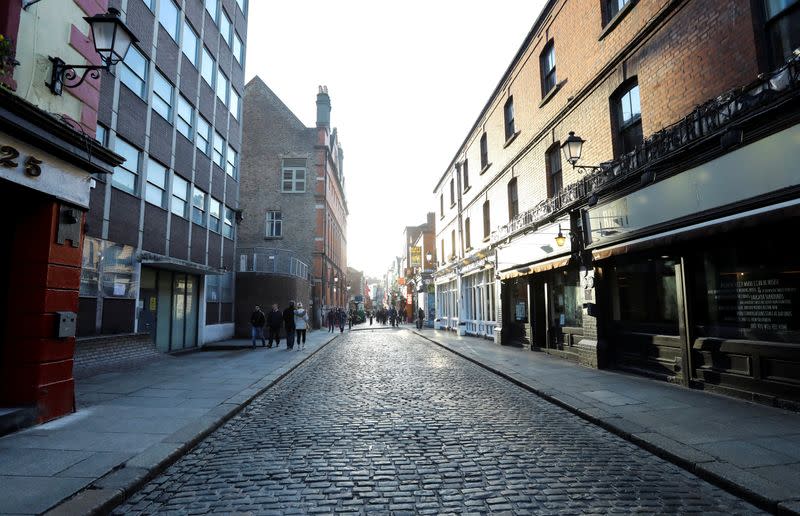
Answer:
(763, 0, 800, 67)
(145, 158, 168, 208)
(212, 131, 225, 167)
(507, 177, 519, 220)
(201, 47, 215, 87)
(171, 174, 189, 217)
(540, 40, 557, 97)
(112, 138, 140, 195)
(482, 200, 491, 240)
(504, 96, 516, 141)
(192, 186, 207, 226)
(119, 45, 148, 98)
(226, 144, 238, 178)
(158, 0, 180, 41)
(479, 133, 488, 171)
(209, 197, 222, 232)
(233, 32, 244, 64)
(612, 79, 643, 157)
(216, 68, 229, 105)
(219, 9, 232, 47)
(464, 217, 471, 250)
(176, 95, 194, 140)
(181, 20, 199, 66)
(196, 115, 211, 154)
(223, 207, 235, 239)
(281, 164, 307, 193)
(205, 0, 218, 23)
(265, 210, 283, 238)
(152, 69, 174, 122)
(462, 159, 470, 191)
(546, 142, 563, 199)
(449, 178, 455, 207)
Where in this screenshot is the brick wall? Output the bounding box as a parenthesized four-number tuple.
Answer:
(73, 333, 160, 378)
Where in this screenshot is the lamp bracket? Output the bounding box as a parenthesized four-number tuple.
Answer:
(47, 57, 108, 96)
(571, 163, 604, 174)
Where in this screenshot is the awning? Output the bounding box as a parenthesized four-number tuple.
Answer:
(138, 252, 227, 275)
(498, 254, 573, 280)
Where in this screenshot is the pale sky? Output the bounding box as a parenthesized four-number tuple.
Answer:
(245, 1, 547, 278)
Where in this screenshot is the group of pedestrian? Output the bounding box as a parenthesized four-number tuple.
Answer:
(373, 307, 401, 327)
(325, 307, 349, 333)
(250, 301, 309, 351)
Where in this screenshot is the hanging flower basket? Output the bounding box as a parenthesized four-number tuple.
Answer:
(0, 34, 20, 84)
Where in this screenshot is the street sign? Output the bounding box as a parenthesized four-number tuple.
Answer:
(410, 246, 422, 267)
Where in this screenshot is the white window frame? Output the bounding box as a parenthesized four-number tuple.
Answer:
(119, 45, 147, 98)
(281, 166, 306, 193)
(212, 131, 224, 167)
(209, 197, 222, 232)
(145, 158, 167, 208)
(171, 174, 189, 217)
(176, 95, 193, 139)
(196, 116, 211, 154)
(192, 186, 207, 226)
(113, 138, 140, 194)
(265, 211, 282, 238)
(223, 207, 234, 239)
(152, 70, 174, 122)
(225, 144, 237, 178)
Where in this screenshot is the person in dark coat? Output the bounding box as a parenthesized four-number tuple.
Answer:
(417, 307, 425, 329)
(267, 304, 283, 348)
(283, 301, 296, 350)
(327, 308, 336, 333)
(338, 307, 346, 333)
(250, 305, 266, 348)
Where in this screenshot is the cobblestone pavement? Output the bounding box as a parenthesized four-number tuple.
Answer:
(114, 330, 762, 515)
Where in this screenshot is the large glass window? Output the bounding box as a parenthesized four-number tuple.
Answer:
(152, 70, 174, 122)
(159, 0, 179, 41)
(550, 268, 583, 330)
(236, 0, 246, 14)
(220, 10, 232, 46)
(223, 207, 234, 239)
(764, 0, 800, 67)
(281, 159, 306, 192)
(462, 159, 469, 191)
(226, 145, 237, 178)
(171, 174, 189, 217)
(540, 41, 557, 96)
(605, 0, 632, 23)
(233, 32, 244, 64)
(192, 187, 207, 226)
(113, 138, 140, 194)
(464, 218, 471, 249)
(266, 211, 282, 237)
(177, 95, 193, 139)
(201, 47, 215, 87)
(546, 143, 563, 198)
(613, 80, 643, 156)
(216, 69, 228, 105)
(80, 237, 102, 297)
(205, 0, 218, 23)
(209, 197, 222, 232)
(119, 45, 147, 98)
(196, 116, 211, 154)
(182, 21, 199, 66)
(482, 200, 490, 239)
(507, 178, 519, 220)
(100, 243, 137, 298)
(504, 96, 515, 141)
(230, 89, 240, 120)
(145, 158, 167, 207)
(212, 131, 225, 167)
(611, 258, 678, 330)
(479, 133, 488, 169)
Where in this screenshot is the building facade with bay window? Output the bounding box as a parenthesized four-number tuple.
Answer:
(77, 0, 248, 362)
(432, 0, 800, 408)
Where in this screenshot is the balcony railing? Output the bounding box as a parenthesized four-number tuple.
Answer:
(491, 55, 800, 245)
(237, 247, 310, 279)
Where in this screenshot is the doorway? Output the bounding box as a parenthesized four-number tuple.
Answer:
(139, 267, 200, 352)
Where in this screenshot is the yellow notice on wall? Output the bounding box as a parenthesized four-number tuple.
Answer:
(149, 297, 157, 311)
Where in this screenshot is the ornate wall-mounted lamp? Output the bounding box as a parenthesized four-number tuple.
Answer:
(560, 132, 604, 173)
(48, 8, 137, 95)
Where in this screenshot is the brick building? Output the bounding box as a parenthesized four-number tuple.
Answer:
(400, 213, 436, 325)
(237, 78, 348, 332)
(433, 0, 800, 407)
(77, 0, 248, 356)
(1, 0, 123, 426)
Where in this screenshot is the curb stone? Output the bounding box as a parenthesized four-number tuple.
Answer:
(44, 333, 340, 516)
(412, 329, 796, 516)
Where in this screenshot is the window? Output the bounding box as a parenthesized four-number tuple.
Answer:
(205, 0, 218, 23)
(441, 239, 445, 264)
(177, 95, 193, 139)
(216, 69, 228, 105)
(220, 10, 232, 46)
(462, 159, 469, 190)
(764, 0, 800, 67)
(145, 159, 167, 207)
(192, 187, 207, 226)
(449, 178, 455, 206)
(226, 144, 237, 178)
(464, 218, 471, 249)
(152, 70, 174, 121)
(236, 0, 246, 14)
(507, 178, 519, 220)
(605, 0, 632, 23)
(171, 174, 189, 217)
(504, 97, 515, 141)
(209, 197, 222, 232)
(233, 33, 244, 64)
(440, 194, 444, 218)
(196, 116, 211, 154)
(480, 133, 488, 170)
(159, 0, 179, 40)
(201, 47, 215, 87)
(212, 131, 224, 167)
(223, 207, 234, 239)
(540, 41, 557, 97)
(451, 229, 456, 259)
(95, 124, 107, 145)
(483, 200, 491, 239)
(113, 138, 140, 194)
(142, 0, 155, 11)
(119, 45, 147, 98)
(546, 143, 563, 198)
(182, 21, 199, 66)
(281, 159, 306, 192)
(266, 211, 282, 238)
(613, 80, 643, 156)
(230, 89, 240, 120)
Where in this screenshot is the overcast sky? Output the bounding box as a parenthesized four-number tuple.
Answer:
(245, 1, 547, 279)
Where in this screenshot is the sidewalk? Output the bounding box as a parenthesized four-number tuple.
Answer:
(0, 331, 338, 515)
(414, 328, 800, 515)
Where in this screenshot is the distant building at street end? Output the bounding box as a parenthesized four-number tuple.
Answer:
(399, 213, 436, 326)
(347, 267, 364, 311)
(432, 0, 800, 409)
(1, 0, 123, 426)
(237, 78, 348, 332)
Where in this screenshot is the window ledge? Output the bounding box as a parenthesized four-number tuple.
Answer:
(503, 131, 521, 148)
(463, 185, 472, 194)
(482, 236, 491, 243)
(264, 236, 282, 240)
(599, 0, 637, 41)
(465, 246, 473, 252)
(539, 80, 566, 108)
(479, 162, 492, 175)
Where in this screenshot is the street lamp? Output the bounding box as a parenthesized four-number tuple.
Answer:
(560, 132, 604, 173)
(555, 224, 569, 247)
(48, 8, 138, 95)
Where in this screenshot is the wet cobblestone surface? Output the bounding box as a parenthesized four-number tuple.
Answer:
(114, 330, 762, 514)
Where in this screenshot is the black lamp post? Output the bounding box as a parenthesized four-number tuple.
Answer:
(48, 8, 138, 95)
(560, 132, 604, 173)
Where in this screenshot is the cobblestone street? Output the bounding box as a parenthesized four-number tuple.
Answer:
(114, 330, 761, 515)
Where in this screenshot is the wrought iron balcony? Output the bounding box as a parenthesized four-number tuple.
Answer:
(236, 247, 310, 279)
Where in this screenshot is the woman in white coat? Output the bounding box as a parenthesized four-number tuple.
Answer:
(294, 302, 309, 350)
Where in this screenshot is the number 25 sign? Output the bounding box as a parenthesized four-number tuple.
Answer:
(0, 145, 43, 177)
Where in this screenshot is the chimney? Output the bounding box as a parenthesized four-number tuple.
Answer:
(316, 85, 331, 128)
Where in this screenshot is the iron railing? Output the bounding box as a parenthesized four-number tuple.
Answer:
(237, 247, 310, 279)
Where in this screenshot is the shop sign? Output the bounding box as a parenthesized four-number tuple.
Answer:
(410, 246, 422, 267)
(709, 277, 798, 332)
(0, 132, 92, 208)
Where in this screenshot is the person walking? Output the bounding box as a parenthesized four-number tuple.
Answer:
(250, 305, 266, 348)
(294, 302, 309, 350)
(369, 311, 373, 325)
(267, 304, 282, 348)
(327, 308, 336, 333)
(338, 307, 346, 333)
(417, 307, 425, 330)
(283, 301, 296, 350)
(348, 309, 353, 330)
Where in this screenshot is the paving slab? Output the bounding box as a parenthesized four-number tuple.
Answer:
(0, 330, 338, 515)
(415, 328, 800, 514)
